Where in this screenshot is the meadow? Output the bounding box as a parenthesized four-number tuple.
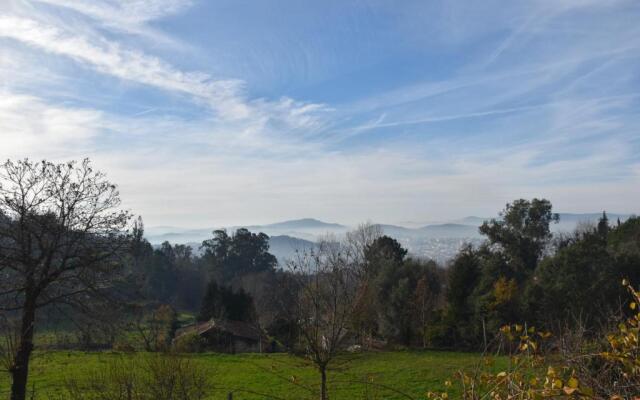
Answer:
(0, 350, 505, 399)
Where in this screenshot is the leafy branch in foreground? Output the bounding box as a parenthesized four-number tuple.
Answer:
(600, 279, 640, 398)
(428, 280, 640, 400)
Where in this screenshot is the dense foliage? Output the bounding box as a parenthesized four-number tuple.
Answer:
(198, 281, 254, 322)
(435, 201, 640, 349)
(112, 198, 640, 352)
(429, 281, 640, 399)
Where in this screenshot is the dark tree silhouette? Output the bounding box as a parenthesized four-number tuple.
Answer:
(201, 228, 277, 282)
(198, 280, 255, 322)
(479, 198, 559, 276)
(597, 210, 610, 237)
(0, 159, 130, 400)
(364, 235, 407, 274)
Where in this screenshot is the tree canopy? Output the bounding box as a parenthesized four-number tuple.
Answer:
(201, 228, 277, 281)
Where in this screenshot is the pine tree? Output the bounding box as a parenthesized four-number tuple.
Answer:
(597, 211, 609, 237)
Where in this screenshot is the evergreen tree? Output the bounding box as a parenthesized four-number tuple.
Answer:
(597, 211, 610, 237)
(198, 281, 255, 322)
(201, 228, 277, 282)
(479, 198, 559, 277)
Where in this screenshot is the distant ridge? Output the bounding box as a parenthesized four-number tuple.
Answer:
(154, 235, 316, 263)
(453, 216, 490, 225)
(555, 212, 631, 222)
(418, 223, 475, 230)
(145, 213, 635, 243)
(452, 213, 633, 227)
(144, 212, 636, 263)
(374, 223, 481, 239)
(418, 223, 480, 238)
(145, 218, 348, 245)
(262, 218, 346, 230)
(376, 224, 415, 235)
(268, 235, 316, 262)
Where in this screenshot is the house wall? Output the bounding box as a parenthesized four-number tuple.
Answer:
(232, 338, 261, 353)
(202, 331, 262, 353)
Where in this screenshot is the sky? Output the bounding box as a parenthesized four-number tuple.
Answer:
(0, 0, 639, 228)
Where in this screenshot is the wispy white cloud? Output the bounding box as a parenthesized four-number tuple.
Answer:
(0, 0, 638, 226)
(31, 0, 193, 46)
(0, 16, 251, 117)
(1, 86, 637, 227)
(34, 0, 192, 25)
(0, 91, 102, 158)
(0, 4, 328, 131)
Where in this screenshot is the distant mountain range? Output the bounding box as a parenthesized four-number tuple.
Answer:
(146, 213, 634, 263)
(268, 235, 317, 262)
(378, 223, 481, 239)
(172, 235, 318, 264)
(261, 218, 345, 230)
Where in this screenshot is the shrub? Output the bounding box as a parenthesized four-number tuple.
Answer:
(172, 332, 206, 353)
(112, 340, 136, 353)
(61, 353, 210, 400)
(428, 281, 640, 400)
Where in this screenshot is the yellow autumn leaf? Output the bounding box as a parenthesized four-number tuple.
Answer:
(564, 387, 578, 395)
(567, 377, 579, 388)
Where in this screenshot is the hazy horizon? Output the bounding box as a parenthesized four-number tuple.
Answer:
(143, 212, 635, 232)
(1, 0, 639, 227)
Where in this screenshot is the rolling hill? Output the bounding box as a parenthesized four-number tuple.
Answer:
(145, 212, 634, 263)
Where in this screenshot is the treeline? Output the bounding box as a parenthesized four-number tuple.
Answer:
(128, 225, 288, 331)
(126, 220, 444, 348)
(128, 198, 640, 350)
(436, 200, 640, 349)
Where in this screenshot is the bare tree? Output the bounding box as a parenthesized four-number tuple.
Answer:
(0, 159, 131, 400)
(287, 237, 361, 400)
(413, 274, 439, 349)
(344, 222, 382, 346)
(131, 304, 177, 352)
(345, 222, 382, 276)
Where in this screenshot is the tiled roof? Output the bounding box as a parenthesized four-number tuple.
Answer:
(175, 319, 262, 341)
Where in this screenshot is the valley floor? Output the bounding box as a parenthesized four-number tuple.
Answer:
(0, 350, 506, 399)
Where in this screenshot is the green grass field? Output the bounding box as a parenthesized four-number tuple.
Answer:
(0, 350, 506, 399)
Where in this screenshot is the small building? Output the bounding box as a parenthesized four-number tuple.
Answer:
(175, 319, 276, 354)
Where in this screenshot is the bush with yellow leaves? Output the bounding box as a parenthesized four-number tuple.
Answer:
(427, 325, 590, 399)
(599, 279, 640, 398)
(428, 280, 640, 400)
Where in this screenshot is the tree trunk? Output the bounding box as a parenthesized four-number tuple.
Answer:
(422, 325, 427, 349)
(10, 299, 36, 400)
(320, 365, 328, 400)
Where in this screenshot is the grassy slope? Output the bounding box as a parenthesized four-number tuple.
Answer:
(0, 350, 505, 399)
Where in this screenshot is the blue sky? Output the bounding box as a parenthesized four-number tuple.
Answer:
(1, 0, 639, 227)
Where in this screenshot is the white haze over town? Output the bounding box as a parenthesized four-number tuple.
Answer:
(145, 213, 633, 264)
